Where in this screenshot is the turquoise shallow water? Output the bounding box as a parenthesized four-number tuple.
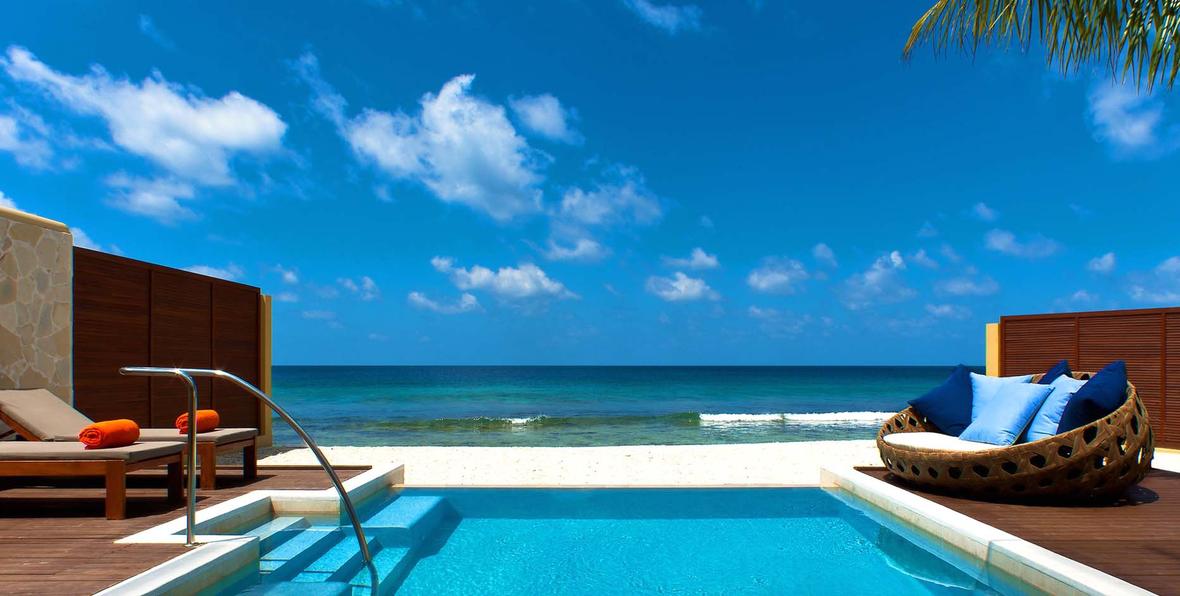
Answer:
(270, 366, 977, 447)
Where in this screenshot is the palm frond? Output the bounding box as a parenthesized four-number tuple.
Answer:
(903, 0, 1180, 91)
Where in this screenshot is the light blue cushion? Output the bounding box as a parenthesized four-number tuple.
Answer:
(960, 383, 1054, 446)
(969, 372, 1034, 422)
(1022, 375, 1086, 442)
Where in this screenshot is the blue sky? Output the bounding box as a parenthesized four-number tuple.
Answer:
(2, 1, 1178, 365)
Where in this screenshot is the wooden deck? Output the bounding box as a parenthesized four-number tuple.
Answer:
(862, 467, 1180, 595)
(0, 465, 365, 595)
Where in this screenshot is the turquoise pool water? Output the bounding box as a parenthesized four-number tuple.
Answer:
(232, 488, 1005, 595)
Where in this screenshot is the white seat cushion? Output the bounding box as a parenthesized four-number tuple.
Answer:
(883, 432, 1001, 453)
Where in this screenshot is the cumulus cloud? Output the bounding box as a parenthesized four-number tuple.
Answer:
(925, 303, 971, 319)
(748, 306, 811, 337)
(272, 265, 299, 284)
(971, 202, 998, 221)
(558, 167, 662, 227)
(623, 0, 703, 34)
(646, 272, 718, 302)
(509, 94, 581, 144)
(294, 53, 543, 222)
(184, 263, 244, 281)
(274, 292, 298, 303)
(663, 247, 718, 270)
(1128, 257, 1180, 304)
(104, 173, 196, 224)
(301, 310, 341, 328)
(431, 256, 575, 300)
(984, 229, 1060, 259)
(69, 227, 101, 250)
(543, 237, 609, 262)
(812, 243, 837, 267)
(407, 291, 480, 314)
(138, 15, 175, 50)
(1088, 83, 1178, 157)
(339, 276, 381, 301)
(1087, 252, 1116, 274)
(0, 110, 53, 169)
(909, 249, 938, 269)
(840, 251, 914, 310)
(0, 189, 16, 209)
(2, 46, 286, 187)
(935, 272, 1000, 296)
(747, 258, 808, 294)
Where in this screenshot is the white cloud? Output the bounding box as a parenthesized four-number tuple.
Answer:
(301, 310, 339, 328)
(1088, 83, 1177, 156)
(663, 247, 718, 270)
(646, 272, 718, 302)
(0, 189, 16, 209)
(748, 306, 811, 337)
(104, 173, 196, 224)
(272, 265, 299, 284)
(1128, 257, 1180, 303)
(936, 274, 1000, 296)
(431, 256, 575, 300)
(909, 249, 938, 269)
(3, 46, 286, 186)
(1087, 252, 1116, 274)
(925, 303, 970, 319)
(840, 251, 914, 310)
(812, 243, 837, 267)
(274, 292, 299, 303)
(138, 15, 175, 50)
(1069, 289, 1098, 303)
(543, 237, 608, 262)
(747, 258, 809, 294)
(184, 263, 243, 281)
(623, 0, 703, 34)
(558, 168, 662, 227)
(509, 94, 581, 144)
(940, 243, 962, 263)
(294, 53, 542, 222)
(984, 229, 1060, 259)
(69, 227, 101, 250)
(971, 202, 998, 221)
(338, 276, 381, 301)
(0, 111, 52, 169)
(407, 291, 480, 314)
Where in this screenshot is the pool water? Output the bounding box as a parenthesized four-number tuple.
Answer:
(232, 488, 1003, 595)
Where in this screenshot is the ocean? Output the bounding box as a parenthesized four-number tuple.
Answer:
(269, 366, 973, 447)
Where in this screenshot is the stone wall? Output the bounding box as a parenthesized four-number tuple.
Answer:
(0, 206, 72, 402)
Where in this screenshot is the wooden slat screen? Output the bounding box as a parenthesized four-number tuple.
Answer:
(1001, 307, 1179, 448)
(72, 248, 262, 429)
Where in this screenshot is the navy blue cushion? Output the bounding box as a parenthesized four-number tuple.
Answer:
(1057, 361, 1128, 433)
(1039, 359, 1072, 385)
(908, 365, 973, 435)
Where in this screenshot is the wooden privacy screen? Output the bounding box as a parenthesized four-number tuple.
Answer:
(1000, 307, 1180, 448)
(73, 248, 262, 429)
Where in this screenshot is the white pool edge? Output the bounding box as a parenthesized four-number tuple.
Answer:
(97, 463, 404, 596)
(820, 466, 1155, 596)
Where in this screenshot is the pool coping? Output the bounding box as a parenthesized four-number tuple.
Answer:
(820, 465, 1154, 596)
(96, 463, 404, 596)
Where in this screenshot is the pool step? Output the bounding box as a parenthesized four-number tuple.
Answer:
(291, 533, 380, 583)
(239, 581, 352, 596)
(249, 516, 311, 554)
(347, 545, 414, 596)
(364, 495, 451, 547)
(260, 528, 340, 582)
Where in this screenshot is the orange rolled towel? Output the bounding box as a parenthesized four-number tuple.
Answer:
(79, 419, 141, 449)
(175, 409, 220, 434)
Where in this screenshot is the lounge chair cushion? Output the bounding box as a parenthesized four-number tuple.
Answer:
(136, 427, 257, 444)
(907, 365, 974, 435)
(1058, 360, 1128, 433)
(959, 383, 1053, 445)
(1023, 375, 1086, 442)
(969, 372, 1033, 422)
(1039, 359, 1072, 385)
(0, 389, 94, 441)
(0, 441, 182, 461)
(882, 432, 1001, 453)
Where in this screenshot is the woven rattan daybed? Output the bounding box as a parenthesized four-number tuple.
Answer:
(877, 372, 1154, 501)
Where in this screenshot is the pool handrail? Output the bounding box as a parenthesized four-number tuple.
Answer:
(119, 366, 379, 590)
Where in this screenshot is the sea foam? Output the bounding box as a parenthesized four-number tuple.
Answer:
(699, 411, 892, 425)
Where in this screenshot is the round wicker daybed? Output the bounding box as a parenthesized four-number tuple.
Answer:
(877, 372, 1154, 501)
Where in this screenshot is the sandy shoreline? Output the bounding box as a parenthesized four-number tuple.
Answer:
(259, 439, 882, 486)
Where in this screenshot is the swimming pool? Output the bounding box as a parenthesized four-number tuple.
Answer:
(222, 487, 1010, 595)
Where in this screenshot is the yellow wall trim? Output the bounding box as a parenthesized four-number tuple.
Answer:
(985, 322, 1000, 376)
(0, 205, 69, 233)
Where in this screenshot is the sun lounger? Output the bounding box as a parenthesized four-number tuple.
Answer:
(0, 389, 258, 490)
(0, 441, 183, 519)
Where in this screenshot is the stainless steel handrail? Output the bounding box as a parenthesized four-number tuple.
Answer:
(119, 366, 378, 590)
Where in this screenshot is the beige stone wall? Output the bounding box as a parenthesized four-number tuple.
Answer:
(0, 206, 72, 402)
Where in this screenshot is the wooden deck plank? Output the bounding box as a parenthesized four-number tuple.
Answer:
(0, 466, 364, 595)
(861, 467, 1180, 595)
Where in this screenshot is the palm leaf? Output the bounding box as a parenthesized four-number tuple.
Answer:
(904, 0, 1180, 91)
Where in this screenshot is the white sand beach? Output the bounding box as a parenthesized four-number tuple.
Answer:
(259, 439, 882, 486)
